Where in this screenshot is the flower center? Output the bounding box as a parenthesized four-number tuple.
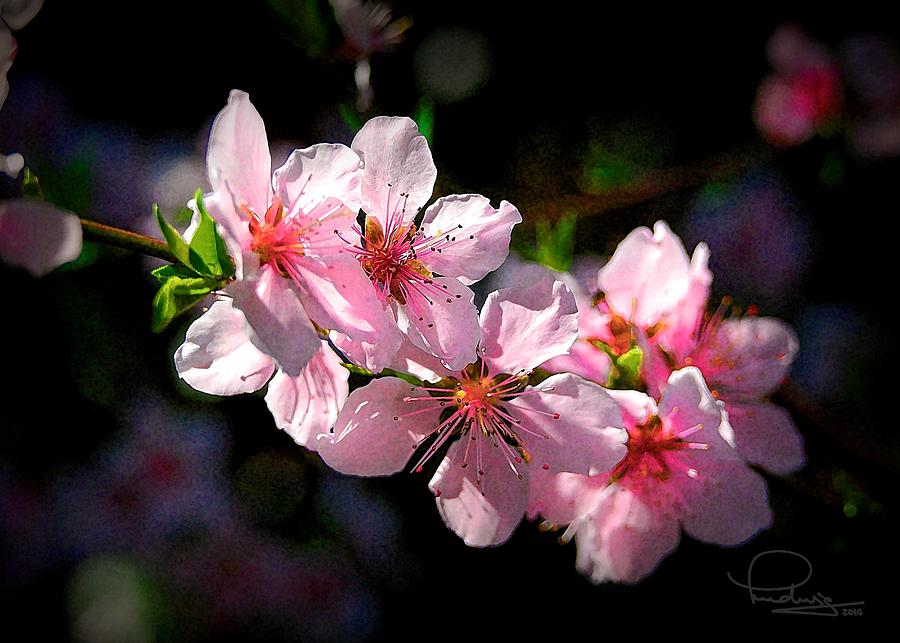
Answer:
(611, 413, 708, 486)
(244, 198, 308, 279)
(333, 186, 472, 312)
(394, 354, 561, 492)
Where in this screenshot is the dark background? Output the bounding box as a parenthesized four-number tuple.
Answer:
(2, 1, 896, 638)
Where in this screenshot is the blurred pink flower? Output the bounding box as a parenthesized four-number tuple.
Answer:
(754, 25, 842, 147)
(528, 367, 772, 584)
(1, 0, 42, 110)
(319, 277, 627, 547)
(0, 198, 82, 276)
(175, 90, 396, 404)
(334, 116, 522, 371)
(0, 0, 43, 30)
(330, 0, 411, 58)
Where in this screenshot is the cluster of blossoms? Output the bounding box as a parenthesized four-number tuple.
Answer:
(0, 81, 803, 583)
(166, 91, 802, 581)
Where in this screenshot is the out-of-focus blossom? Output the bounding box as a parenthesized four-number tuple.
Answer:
(330, 0, 411, 111)
(754, 25, 842, 147)
(169, 526, 380, 641)
(685, 172, 814, 310)
(0, 0, 42, 111)
(0, 0, 43, 30)
(1, 150, 22, 177)
(333, 116, 521, 371)
(528, 368, 772, 584)
(1, 23, 13, 110)
(0, 198, 82, 276)
(50, 395, 234, 555)
(319, 277, 627, 547)
(331, 0, 411, 58)
(842, 34, 900, 159)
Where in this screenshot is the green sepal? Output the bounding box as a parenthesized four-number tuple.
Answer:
(186, 191, 235, 280)
(150, 266, 223, 333)
(154, 203, 192, 266)
(21, 168, 44, 199)
(339, 362, 426, 387)
(154, 192, 235, 281)
(606, 345, 643, 390)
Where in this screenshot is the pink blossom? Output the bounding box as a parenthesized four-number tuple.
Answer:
(528, 367, 772, 584)
(176, 298, 349, 449)
(553, 221, 804, 475)
(175, 90, 399, 397)
(318, 277, 627, 547)
(754, 25, 842, 147)
(334, 116, 522, 371)
(0, 198, 83, 276)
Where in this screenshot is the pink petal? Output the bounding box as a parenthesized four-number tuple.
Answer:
(0, 199, 82, 276)
(228, 265, 320, 377)
(174, 299, 275, 395)
(679, 459, 772, 546)
(272, 143, 363, 218)
(292, 253, 402, 372)
(351, 116, 436, 227)
(207, 90, 272, 216)
(694, 317, 799, 397)
(429, 439, 529, 547)
(597, 221, 696, 327)
(420, 195, 522, 285)
(316, 377, 436, 476)
(264, 341, 349, 448)
(606, 388, 657, 426)
(542, 340, 612, 386)
(1, 0, 43, 30)
(725, 400, 805, 475)
(575, 486, 681, 584)
(382, 337, 454, 383)
(509, 373, 627, 476)
(397, 276, 480, 371)
(656, 241, 711, 358)
(657, 367, 734, 457)
(480, 278, 579, 375)
(526, 470, 596, 526)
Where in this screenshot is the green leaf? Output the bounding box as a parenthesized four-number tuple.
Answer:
(154, 203, 192, 266)
(606, 346, 643, 390)
(187, 192, 235, 280)
(21, 168, 44, 199)
(413, 98, 435, 145)
(338, 103, 364, 135)
(535, 213, 576, 272)
(150, 271, 222, 333)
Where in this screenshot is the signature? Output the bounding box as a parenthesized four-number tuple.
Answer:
(727, 550, 864, 615)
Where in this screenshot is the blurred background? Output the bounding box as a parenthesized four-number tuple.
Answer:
(1, 1, 897, 637)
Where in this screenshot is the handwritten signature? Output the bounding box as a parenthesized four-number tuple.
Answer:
(727, 550, 864, 615)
